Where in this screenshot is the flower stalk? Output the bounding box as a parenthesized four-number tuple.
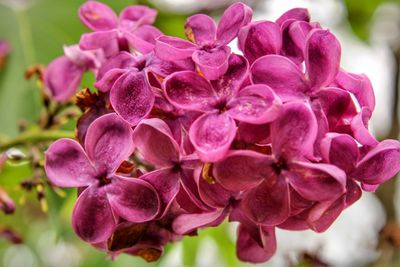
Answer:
(0, 129, 75, 151)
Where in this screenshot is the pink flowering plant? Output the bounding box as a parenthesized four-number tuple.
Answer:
(34, 1, 400, 263)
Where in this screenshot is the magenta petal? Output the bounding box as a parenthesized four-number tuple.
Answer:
(94, 68, 127, 92)
(211, 54, 249, 98)
(119, 5, 157, 25)
(110, 71, 154, 126)
(140, 168, 181, 217)
(305, 29, 341, 89)
(307, 197, 345, 233)
(44, 56, 85, 101)
(192, 46, 231, 80)
(216, 2, 253, 45)
(288, 21, 314, 52)
(79, 30, 119, 52)
(236, 225, 276, 263)
(288, 188, 314, 216)
(345, 178, 362, 207)
(63, 44, 97, 67)
(179, 168, 211, 211)
(238, 21, 282, 64)
(320, 133, 359, 173)
(350, 108, 379, 147)
(163, 71, 215, 112)
(45, 139, 95, 187)
(280, 20, 304, 64)
(278, 214, 309, 231)
(351, 139, 400, 185)
(315, 87, 358, 129)
(155, 36, 196, 61)
(147, 56, 195, 78)
(276, 8, 310, 26)
(361, 183, 379, 192)
(288, 161, 346, 202)
(132, 118, 179, 167)
(96, 51, 136, 81)
(213, 150, 274, 192)
(227, 84, 282, 124)
(175, 185, 204, 214)
(196, 168, 232, 208)
(107, 176, 160, 222)
(72, 186, 116, 243)
(124, 25, 163, 54)
(240, 177, 290, 225)
(76, 107, 109, 146)
(79, 1, 118, 31)
(84, 113, 134, 174)
(282, 220, 307, 232)
(335, 71, 375, 111)
(189, 112, 236, 162)
(185, 14, 216, 45)
(236, 122, 270, 144)
(251, 55, 308, 101)
(310, 100, 330, 158)
(271, 101, 318, 159)
(172, 208, 227, 234)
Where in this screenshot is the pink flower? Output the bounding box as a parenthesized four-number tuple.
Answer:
(214, 102, 346, 228)
(251, 29, 341, 102)
(155, 2, 252, 79)
(79, 1, 161, 56)
(45, 113, 160, 243)
(94, 51, 194, 126)
(44, 45, 101, 101)
(132, 118, 207, 216)
(164, 54, 281, 162)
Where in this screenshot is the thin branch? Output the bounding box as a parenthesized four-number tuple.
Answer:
(0, 129, 75, 151)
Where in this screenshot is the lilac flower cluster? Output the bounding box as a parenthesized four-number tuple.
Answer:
(44, 1, 400, 263)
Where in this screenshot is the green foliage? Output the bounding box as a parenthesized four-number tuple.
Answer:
(344, 0, 400, 40)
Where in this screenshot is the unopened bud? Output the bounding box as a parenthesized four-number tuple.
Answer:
(0, 187, 15, 214)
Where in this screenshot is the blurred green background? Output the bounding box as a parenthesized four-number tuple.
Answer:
(1, 0, 400, 267)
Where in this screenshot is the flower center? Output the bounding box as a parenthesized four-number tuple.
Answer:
(272, 158, 288, 175)
(214, 99, 227, 113)
(171, 161, 182, 173)
(118, 36, 130, 52)
(200, 43, 215, 52)
(135, 58, 147, 71)
(96, 172, 111, 187)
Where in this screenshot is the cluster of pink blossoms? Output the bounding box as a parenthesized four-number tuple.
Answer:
(44, 1, 400, 263)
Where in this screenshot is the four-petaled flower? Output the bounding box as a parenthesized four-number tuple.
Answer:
(79, 1, 161, 56)
(164, 54, 281, 162)
(155, 2, 252, 80)
(213, 102, 346, 229)
(45, 113, 160, 243)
